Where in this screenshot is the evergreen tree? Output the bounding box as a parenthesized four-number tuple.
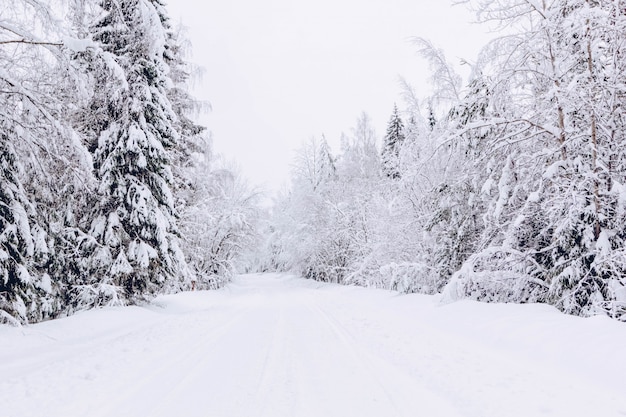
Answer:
(318, 135, 337, 182)
(381, 105, 405, 179)
(85, 0, 187, 300)
(0, 128, 54, 325)
(427, 105, 436, 131)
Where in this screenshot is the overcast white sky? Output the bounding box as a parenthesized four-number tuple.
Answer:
(165, 1, 493, 192)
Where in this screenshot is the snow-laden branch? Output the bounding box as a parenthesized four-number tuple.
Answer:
(0, 39, 61, 46)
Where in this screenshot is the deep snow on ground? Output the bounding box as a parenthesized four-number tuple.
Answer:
(1, 273, 626, 417)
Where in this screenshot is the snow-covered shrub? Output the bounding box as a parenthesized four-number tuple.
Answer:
(379, 262, 439, 294)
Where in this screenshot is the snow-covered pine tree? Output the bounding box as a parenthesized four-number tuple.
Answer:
(318, 135, 337, 182)
(85, 0, 187, 301)
(427, 105, 436, 131)
(381, 104, 405, 179)
(0, 128, 53, 325)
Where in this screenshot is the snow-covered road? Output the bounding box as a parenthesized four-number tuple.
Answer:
(2, 273, 626, 417)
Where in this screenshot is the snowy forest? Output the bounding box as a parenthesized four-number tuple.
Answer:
(0, 0, 260, 325)
(251, 0, 626, 322)
(3, 0, 626, 326)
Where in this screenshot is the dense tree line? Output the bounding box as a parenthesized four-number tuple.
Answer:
(5, 0, 625, 325)
(0, 0, 258, 325)
(256, 0, 626, 321)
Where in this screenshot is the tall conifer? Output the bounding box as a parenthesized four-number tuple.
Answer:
(381, 105, 405, 179)
(87, 0, 186, 299)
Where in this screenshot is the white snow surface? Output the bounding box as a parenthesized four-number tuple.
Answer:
(2, 273, 626, 417)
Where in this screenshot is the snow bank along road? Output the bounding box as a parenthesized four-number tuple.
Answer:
(2, 274, 626, 417)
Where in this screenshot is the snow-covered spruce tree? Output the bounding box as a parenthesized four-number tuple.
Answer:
(381, 104, 405, 179)
(317, 135, 337, 185)
(82, 0, 188, 301)
(0, 128, 53, 325)
(0, 4, 50, 324)
(59, 1, 128, 311)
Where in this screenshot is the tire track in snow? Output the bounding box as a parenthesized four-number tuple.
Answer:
(305, 302, 403, 416)
(252, 299, 301, 417)
(306, 298, 465, 417)
(311, 288, 626, 417)
(88, 305, 254, 417)
(2, 314, 166, 381)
